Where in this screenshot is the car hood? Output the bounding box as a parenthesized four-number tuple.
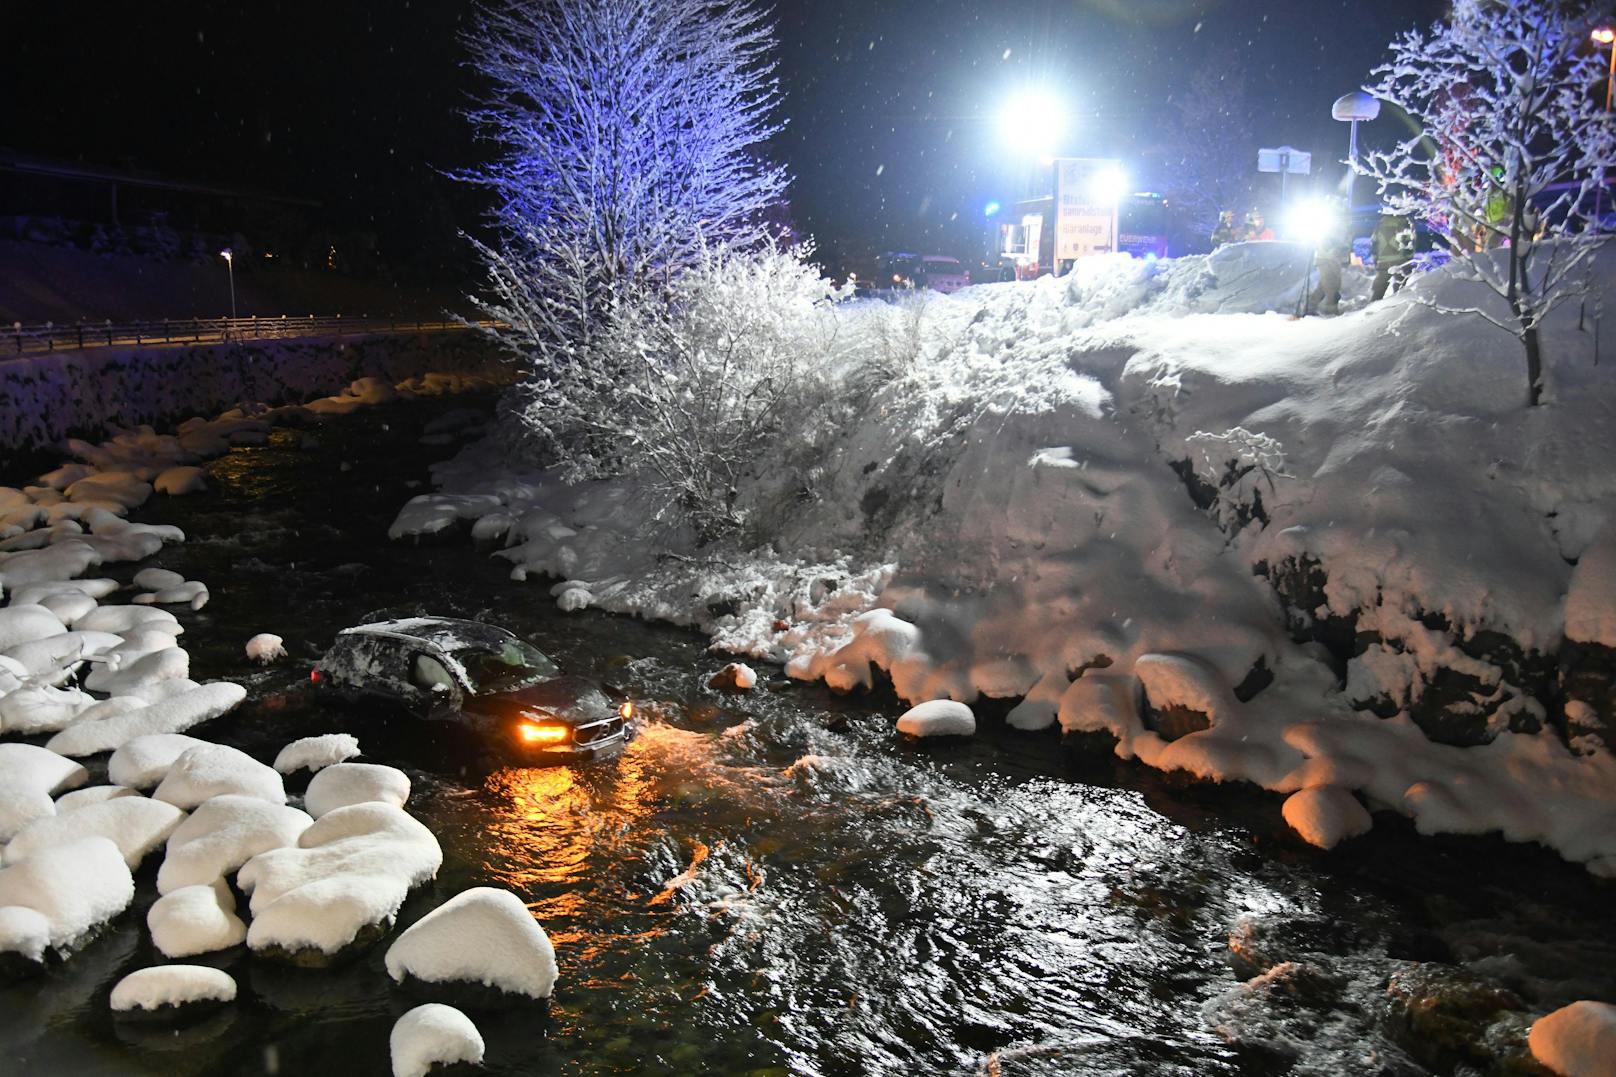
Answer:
(465, 675, 615, 724)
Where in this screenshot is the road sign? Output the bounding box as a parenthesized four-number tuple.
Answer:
(1258, 146, 1312, 175)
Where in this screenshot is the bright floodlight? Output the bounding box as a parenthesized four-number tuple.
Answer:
(1283, 198, 1338, 246)
(219, 248, 233, 263)
(1087, 167, 1128, 205)
(1594, 26, 1615, 44)
(999, 90, 1067, 157)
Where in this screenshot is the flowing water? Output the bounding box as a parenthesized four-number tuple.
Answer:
(3, 397, 1612, 1076)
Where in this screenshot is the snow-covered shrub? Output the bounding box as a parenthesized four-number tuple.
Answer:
(525, 244, 856, 541)
(1183, 427, 1289, 534)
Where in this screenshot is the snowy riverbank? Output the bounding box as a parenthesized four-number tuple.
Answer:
(393, 242, 1616, 874)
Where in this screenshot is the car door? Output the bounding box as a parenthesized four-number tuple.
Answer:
(405, 651, 464, 719)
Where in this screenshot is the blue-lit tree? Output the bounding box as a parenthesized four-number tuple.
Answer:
(461, 0, 790, 457)
(1357, 0, 1616, 406)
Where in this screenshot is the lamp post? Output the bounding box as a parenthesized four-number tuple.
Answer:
(219, 248, 237, 329)
(1594, 27, 1615, 111)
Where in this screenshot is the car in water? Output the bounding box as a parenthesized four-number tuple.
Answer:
(311, 617, 634, 760)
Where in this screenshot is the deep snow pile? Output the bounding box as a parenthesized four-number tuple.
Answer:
(394, 241, 1616, 876)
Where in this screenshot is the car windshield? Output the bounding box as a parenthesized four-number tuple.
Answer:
(456, 639, 560, 693)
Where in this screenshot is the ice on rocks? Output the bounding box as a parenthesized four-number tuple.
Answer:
(107, 733, 211, 789)
(390, 1003, 486, 1077)
(241, 802, 442, 957)
(3, 795, 185, 869)
(46, 681, 246, 757)
(896, 699, 977, 737)
(1529, 1000, 1616, 1077)
(148, 880, 246, 958)
(110, 965, 236, 1013)
(0, 837, 133, 955)
(157, 795, 312, 894)
(246, 633, 287, 664)
(273, 733, 362, 774)
(384, 887, 558, 1001)
(152, 743, 285, 809)
(0, 743, 88, 842)
(303, 763, 411, 818)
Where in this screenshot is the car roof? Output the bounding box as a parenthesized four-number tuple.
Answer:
(338, 617, 518, 653)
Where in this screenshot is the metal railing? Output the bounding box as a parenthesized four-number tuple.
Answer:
(5, 315, 501, 357)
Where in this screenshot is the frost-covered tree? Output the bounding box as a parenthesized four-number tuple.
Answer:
(1357, 0, 1616, 405)
(460, 0, 790, 449)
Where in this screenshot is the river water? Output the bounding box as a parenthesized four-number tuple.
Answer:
(4, 397, 1612, 1076)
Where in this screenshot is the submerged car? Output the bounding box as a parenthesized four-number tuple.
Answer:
(311, 617, 633, 760)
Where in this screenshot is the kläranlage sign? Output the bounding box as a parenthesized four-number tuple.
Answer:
(1054, 157, 1120, 261)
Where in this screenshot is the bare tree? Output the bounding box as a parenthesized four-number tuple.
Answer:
(460, 0, 790, 455)
(1357, 0, 1616, 406)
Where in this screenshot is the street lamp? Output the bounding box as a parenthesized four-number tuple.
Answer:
(1594, 27, 1615, 111)
(219, 248, 237, 324)
(998, 89, 1068, 160)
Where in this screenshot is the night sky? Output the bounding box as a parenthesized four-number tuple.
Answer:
(7, 0, 1447, 276)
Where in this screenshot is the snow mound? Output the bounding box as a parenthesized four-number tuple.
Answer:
(1529, 1000, 1616, 1077)
(0, 743, 88, 842)
(0, 837, 133, 955)
(110, 965, 236, 1013)
(153, 743, 285, 809)
(3, 795, 184, 869)
(133, 568, 185, 591)
(46, 681, 246, 756)
(0, 684, 96, 735)
(273, 733, 361, 775)
(0, 605, 66, 651)
(1280, 786, 1374, 850)
(391, 1003, 486, 1077)
(303, 762, 411, 818)
(83, 645, 190, 696)
(245, 633, 286, 664)
(54, 785, 139, 813)
(157, 795, 313, 894)
(896, 699, 977, 737)
(709, 662, 757, 691)
(388, 493, 504, 541)
(0, 905, 52, 963)
(241, 802, 442, 957)
(147, 880, 246, 958)
(384, 886, 558, 1001)
(73, 604, 181, 636)
(153, 467, 208, 496)
(107, 733, 210, 789)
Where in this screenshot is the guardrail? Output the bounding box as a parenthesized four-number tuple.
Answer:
(5, 315, 500, 357)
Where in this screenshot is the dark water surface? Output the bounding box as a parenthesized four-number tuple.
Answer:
(3, 397, 1612, 1076)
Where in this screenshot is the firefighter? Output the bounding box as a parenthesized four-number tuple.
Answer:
(1210, 210, 1239, 248)
(1244, 209, 1275, 241)
(1371, 211, 1415, 301)
(1305, 203, 1351, 316)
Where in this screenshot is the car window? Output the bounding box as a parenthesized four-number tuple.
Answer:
(456, 639, 560, 693)
(412, 654, 457, 693)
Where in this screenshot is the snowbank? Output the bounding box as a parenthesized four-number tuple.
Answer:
(384, 886, 558, 1001)
(395, 243, 1616, 874)
(390, 1004, 486, 1077)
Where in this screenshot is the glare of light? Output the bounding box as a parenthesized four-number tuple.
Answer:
(519, 720, 570, 745)
(219, 248, 233, 263)
(619, 701, 634, 720)
(1594, 26, 1615, 44)
(1283, 197, 1339, 245)
(1086, 167, 1128, 205)
(998, 90, 1068, 157)
(984, 200, 1002, 217)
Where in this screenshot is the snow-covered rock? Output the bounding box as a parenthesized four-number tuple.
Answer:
(3, 795, 184, 869)
(241, 802, 442, 962)
(302, 763, 411, 818)
(157, 795, 313, 894)
(147, 880, 246, 958)
(708, 662, 757, 691)
(73, 604, 181, 637)
(390, 1004, 486, 1077)
(1281, 786, 1376, 850)
(0, 743, 88, 842)
(153, 467, 208, 496)
(384, 887, 558, 1003)
(0, 684, 96, 734)
(106, 733, 210, 789)
(246, 633, 287, 664)
(1529, 1000, 1616, 1077)
(272, 733, 361, 775)
(152, 743, 285, 809)
(132, 568, 185, 591)
(83, 646, 190, 696)
(46, 681, 246, 757)
(54, 785, 139, 813)
(0, 605, 66, 651)
(896, 699, 976, 737)
(0, 837, 133, 957)
(110, 965, 236, 1020)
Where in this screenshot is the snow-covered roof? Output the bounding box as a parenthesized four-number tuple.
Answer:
(337, 617, 516, 655)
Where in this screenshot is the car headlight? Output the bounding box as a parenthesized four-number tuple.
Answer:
(517, 720, 571, 745)
(619, 701, 634, 720)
